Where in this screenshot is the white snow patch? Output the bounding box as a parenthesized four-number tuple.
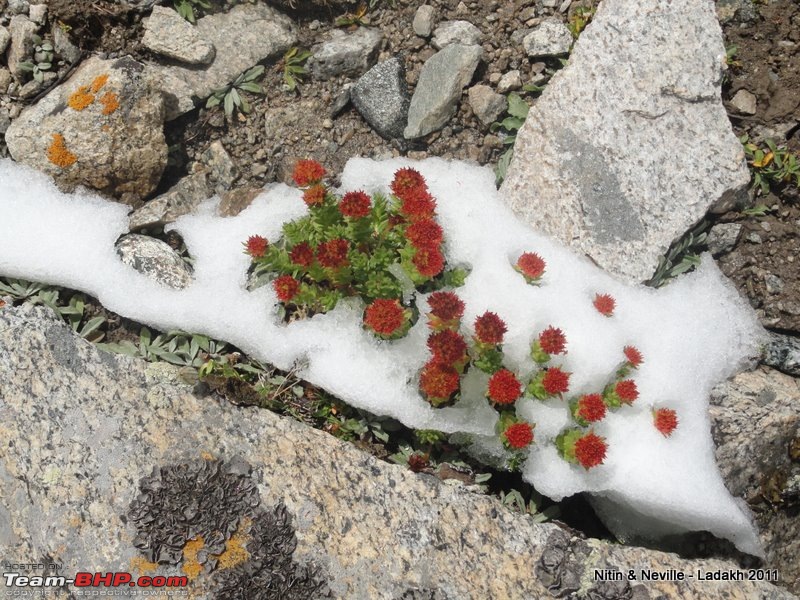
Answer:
(0, 157, 765, 556)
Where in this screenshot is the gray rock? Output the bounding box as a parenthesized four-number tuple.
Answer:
(468, 84, 506, 126)
(309, 27, 383, 81)
(201, 140, 238, 192)
(146, 4, 296, 120)
(717, 0, 758, 23)
(404, 44, 482, 139)
(412, 4, 435, 38)
(28, 3, 46, 25)
(115, 234, 194, 289)
(0, 304, 794, 600)
(522, 18, 572, 57)
(6, 0, 29, 15)
(5, 56, 168, 205)
(497, 69, 522, 94)
(17, 69, 55, 98)
(731, 89, 757, 115)
(0, 26, 10, 55)
(52, 25, 81, 65)
(0, 107, 10, 135)
(350, 57, 411, 139)
(706, 222, 742, 256)
(762, 333, 800, 377)
(143, 6, 215, 66)
(329, 84, 352, 117)
(501, 0, 751, 283)
(431, 20, 482, 50)
(0, 68, 13, 94)
(7, 15, 38, 81)
(128, 171, 211, 231)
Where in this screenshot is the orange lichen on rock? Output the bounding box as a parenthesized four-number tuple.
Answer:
(181, 536, 205, 580)
(130, 556, 159, 575)
(200, 451, 215, 461)
(99, 91, 120, 115)
(47, 134, 77, 168)
(215, 527, 251, 570)
(67, 85, 95, 111)
(90, 74, 109, 93)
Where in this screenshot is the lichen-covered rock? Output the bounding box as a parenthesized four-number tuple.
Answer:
(501, 0, 751, 283)
(142, 5, 216, 65)
(0, 304, 795, 600)
(116, 234, 194, 289)
(5, 56, 167, 205)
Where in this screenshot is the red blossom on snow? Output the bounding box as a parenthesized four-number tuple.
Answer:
(517, 252, 546, 280)
(316, 239, 350, 269)
(273, 275, 300, 303)
(487, 369, 522, 405)
(245, 235, 268, 258)
(474, 312, 507, 345)
(364, 298, 406, 336)
(539, 326, 567, 355)
(542, 367, 571, 396)
(576, 393, 606, 423)
(412, 246, 445, 278)
(427, 330, 468, 365)
(574, 432, 607, 469)
(339, 191, 372, 218)
(419, 360, 460, 400)
(406, 219, 443, 249)
(302, 184, 326, 207)
(427, 291, 465, 323)
(503, 422, 534, 449)
(615, 380, 639, 404)
(399, 188, 437, 220)
(292, 159, 326, 187)
(623, 345, 643, 367)
(391, 167, 427, 198)
(290, 242, 314, 267)
(593, 293, 616, 317)
(653, 408, 678, 437)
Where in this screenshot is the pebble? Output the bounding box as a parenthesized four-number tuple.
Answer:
(413, 5, 436, 38)
(523, 18, 573, 57)
(730, 89, 757, 115)
(497, 69, 522, 93)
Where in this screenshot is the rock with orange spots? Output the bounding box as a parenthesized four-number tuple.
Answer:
(5, 56, 167, 205)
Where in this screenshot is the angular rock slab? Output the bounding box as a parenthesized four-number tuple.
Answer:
(0, 304, 795, 600)
(142, 5, 216, 65)
(351, 57, 411, 140)
(501, 0, 751, 283)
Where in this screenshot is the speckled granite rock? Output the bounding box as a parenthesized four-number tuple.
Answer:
(0, 304, 795, 600)
(115, 234, 194, 289)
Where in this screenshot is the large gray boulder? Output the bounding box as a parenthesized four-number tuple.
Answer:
(0, 304, 796, 599)
(501, 0, 750, 283)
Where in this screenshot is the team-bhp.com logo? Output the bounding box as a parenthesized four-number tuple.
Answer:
(4, 571, 188, 594)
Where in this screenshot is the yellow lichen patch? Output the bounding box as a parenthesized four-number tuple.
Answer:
(47, 134, 77, 168)
(90, 74, 109, 93)
(214, 530, 250, 570)
(181, 536, 205, 580)
(67, 85, 95, 111)
(130, 556, 159, 575)
(200, 451, 215, 461)
(99, 91, 120, 116)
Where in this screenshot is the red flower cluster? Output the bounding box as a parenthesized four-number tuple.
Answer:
(623, 345, 643, 367)
(488, 369, 522, 405)
(302, 184, 326, 207)
(245, 235, 268, 258)
(542, 367, 570, 396)
(273, 275, 299, 303)
(503, 422, 534, 449)
(576, 393, 606, 423)
(391, 168, 436, 221)
(654, 408, 678, 437)
(292, 159, 326, 187)
(615, 380, 638, 404)
(419, 360, 460, 401)
(316, 239, 350, 269)
(290, 242, 314, 267)
(539, 326, 567, 355)
(427, 291, 465, 325)
(412, 246, 445, 278)
(474, 312, 507, 345)
(574, 432, 607, 469)
(427, 330, 468, 365)
(406, 219, 443, 249)
(421, 292, 467, 407)
(339, 191, 371, 218)
(517, 252, 546, 281)
(593, 293, 616, 317)
(364, 298, 406, 336)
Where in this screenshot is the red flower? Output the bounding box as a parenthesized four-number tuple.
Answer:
(623, 345, 643, 367)
(413, 246, 445, 278)
(292, 159, 326, 187)
(407, 453, 429, 473)
(539, 326, 567, 355)
(419, 360, 460, 400)
(316, 239, 350, 269)
(576, 393, 606, 423)
(503, 422, 534, 449)
(487, 369, 522, 405)
(517, 252, 546, 280)
(364, 298, 406, 336)
(245, 235, 268, 258)
(273, 275, 300, 302)
(399, 188, 437, 220)
(302, 184, 326, 207)
(427, 330, 467, 365)
(474, 312, 507, 345)
(542, 367, 570, 396)
(339, 191, 371, 218)
(406, 219, 443, 249)
(290, 242, 314, 267)
(427, 291, 465, 323)
(593, 293, 616, 317)
(653, 408, 678, 437)
(574, 432, 607, 469)
(391, 167, 427, 198)
(615, 380, 638, 404)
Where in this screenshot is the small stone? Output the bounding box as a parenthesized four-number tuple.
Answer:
(730, 89, 757, 115)
(468, 84, 507, 126)
(762, 333, 800, 377)
(543, 0, 558, 7)
(18, 71, 56, 98)
(559, 0, 572, 13)
(431, 20, 482, 50)
(488, 72, 501, 85)
(116, 234, 194, 289)
(53, 25, 81, 65)
(309, 27, 383, 80)
(746, 232, 763, 244)
(522, 18, 573, 57)
(404, 44, 482, 139)
(413, 5, 435, 38)
(0, 27, 10, 55)
(28, 3, 47, 25)
(0, 68, 13, 93)
(309, 19, 321, 30)
(330, 85, 352, 117)
(128, 172, 211, 230)
(351, 57, 411, 140)
(143, 6, 216, 65)
(6, 0, 30, 15)
(497, 69, 522, 94)
(322, 118, 333, 129)
(0, 108, 11, 136)
(201, 141, 238, 192)
(219, 188, 261, 217)
(705, 223, 741, 256)
(765, 274, 784, 295)
(8, 15, 39, 81)
(456, 1, 468, 13)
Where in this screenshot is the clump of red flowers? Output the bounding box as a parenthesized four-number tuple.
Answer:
(474, 312, 507, 346)
(273, 275, 299, 303)
(615, 380, 638, 404)
(419, 360, 461, 406)
(302, 184, 326, 207)
(557, 429, 607, 469)
(593, 293, 616, 317)
(316, 239, 350, 269)
(487, 369, 522, 406)
(245, 235, 268, 258)
(406, 219, 444, 249)
(502, 421, 534, 450)
(292, 159, 326, 187)
(573, 393, 606, 425)
(427, 330, 468, 366)
(363, 298, 409, 339)
(531, 326, 567, 363)
(516, 252, 546, 284)
(290, 242, 314, 267)
(339, 191, 371, 218)
(653, 408, 678, 437)
(623, 345, 643, 367)
(427, 291, 465, 330)
(412, 246, 445, 278)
